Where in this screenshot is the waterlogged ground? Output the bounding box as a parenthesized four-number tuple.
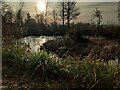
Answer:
(42, 36, 120, 60)
(19, 36, 62, 52)
(2, 36, 120, 89)
(19, 36, 120, 61)
(19, 36, 105, 52)
(13, 35, 119, 64)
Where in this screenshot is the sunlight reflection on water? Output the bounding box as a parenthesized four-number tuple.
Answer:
(19, 36, 61, 52)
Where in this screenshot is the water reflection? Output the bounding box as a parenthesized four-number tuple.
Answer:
(19, 36, 61, 52)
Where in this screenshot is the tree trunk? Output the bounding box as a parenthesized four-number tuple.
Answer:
(62, 2, 65, 29)
(67, 18, 70, 30)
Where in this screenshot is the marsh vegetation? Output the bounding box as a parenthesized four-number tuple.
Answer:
(1, 1, 120, 89)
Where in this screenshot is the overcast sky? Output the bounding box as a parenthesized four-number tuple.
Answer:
(7, 1, 119, 24)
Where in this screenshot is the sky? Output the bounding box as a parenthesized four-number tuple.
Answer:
(6, 1, 119, 24)
(3, 0, 120, 2)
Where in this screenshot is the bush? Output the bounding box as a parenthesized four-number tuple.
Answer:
(67, 29, 90, 43)
(99, 25, 120, 40)
(28, 51, 49, 69)
(2, 36, 120, 89)
(3, 45, 120, 89)
(2, 43, 29, 70)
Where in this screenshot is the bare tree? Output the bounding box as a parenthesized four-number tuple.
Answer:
(35, 7, 40, 23)
(118, 1, 120, 25)
(58, 1, 65, 27)
(45, 1, 48, 24)
(58, 1, 80, 29)
(25, 13, 32, 26)
(65, 1, 80, 29)
(15, 1, 24, 27)
(4, 11, 13, 23)
(1, 1, 13, 23)
(53, 10, 57, 24)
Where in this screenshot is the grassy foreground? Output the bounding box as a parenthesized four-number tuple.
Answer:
(2, 41, 120, 89)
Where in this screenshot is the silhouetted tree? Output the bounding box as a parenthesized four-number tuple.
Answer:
(34, 6, 45, 24)
(64, 1, 80, 29)
(25, 13, 32, 26)
(53, 10, 57, 24)
(15, 2, 24, 27)
(3, 11, 13, 23)
(118, 1, 120, 25)
(58, 1, 80, 29)
(58, 2, 65, 28)
(1, 1, 13, 23)
(24, 13, 36, 36)
(45, 1, 48, 24)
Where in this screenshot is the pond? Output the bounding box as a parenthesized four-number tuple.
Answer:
(19, 36, 62, 52)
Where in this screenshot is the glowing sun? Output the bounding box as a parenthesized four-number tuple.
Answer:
(37, 2, 46, 12)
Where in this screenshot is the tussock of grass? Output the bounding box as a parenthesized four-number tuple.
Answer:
(2, 44, 120, 89)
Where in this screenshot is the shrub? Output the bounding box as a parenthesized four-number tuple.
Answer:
(2, 36, 120, 89)
(3, 46, 120, 89)
(29, 51, 49, 69)
(67, 29, 90, 43)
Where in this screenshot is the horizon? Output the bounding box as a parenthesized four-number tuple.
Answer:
(5, 2, 119, 25)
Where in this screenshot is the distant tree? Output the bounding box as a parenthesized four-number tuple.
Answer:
(34, 7, 45, 24)
(93, 8, 103, 28)
(45, 1, 48, 24)
(39, 14, 45, 24)
(15, 2, 24, 27)
(1, 2, 11, 14)
(65, 1, 80, 29)
(24, 13, 38, 36)
(25, 13, 35, 26)
(53, 10, 57, 24)
(3, 11, 13, 23)
(118, 1, 120, 25)
(58, 2, 65, 28)
(58, 1, 80, 29)
(1, 1, 13, 23)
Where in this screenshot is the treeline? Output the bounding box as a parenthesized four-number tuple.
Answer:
(72, 23, 120, 40)
(23, 13, 67, 36)
(1, 1, 120, 40)
(1, 1, 80, 37)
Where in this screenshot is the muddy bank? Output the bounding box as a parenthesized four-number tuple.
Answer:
(41, 36, 120, 60)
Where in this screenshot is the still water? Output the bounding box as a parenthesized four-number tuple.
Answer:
(19, 36, 62, 52)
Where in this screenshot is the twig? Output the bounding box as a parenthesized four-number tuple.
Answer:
(89, 80, 101, 90)
(30, 64, 42, 79)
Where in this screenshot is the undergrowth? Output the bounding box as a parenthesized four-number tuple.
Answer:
(2, 42, 120, 89)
